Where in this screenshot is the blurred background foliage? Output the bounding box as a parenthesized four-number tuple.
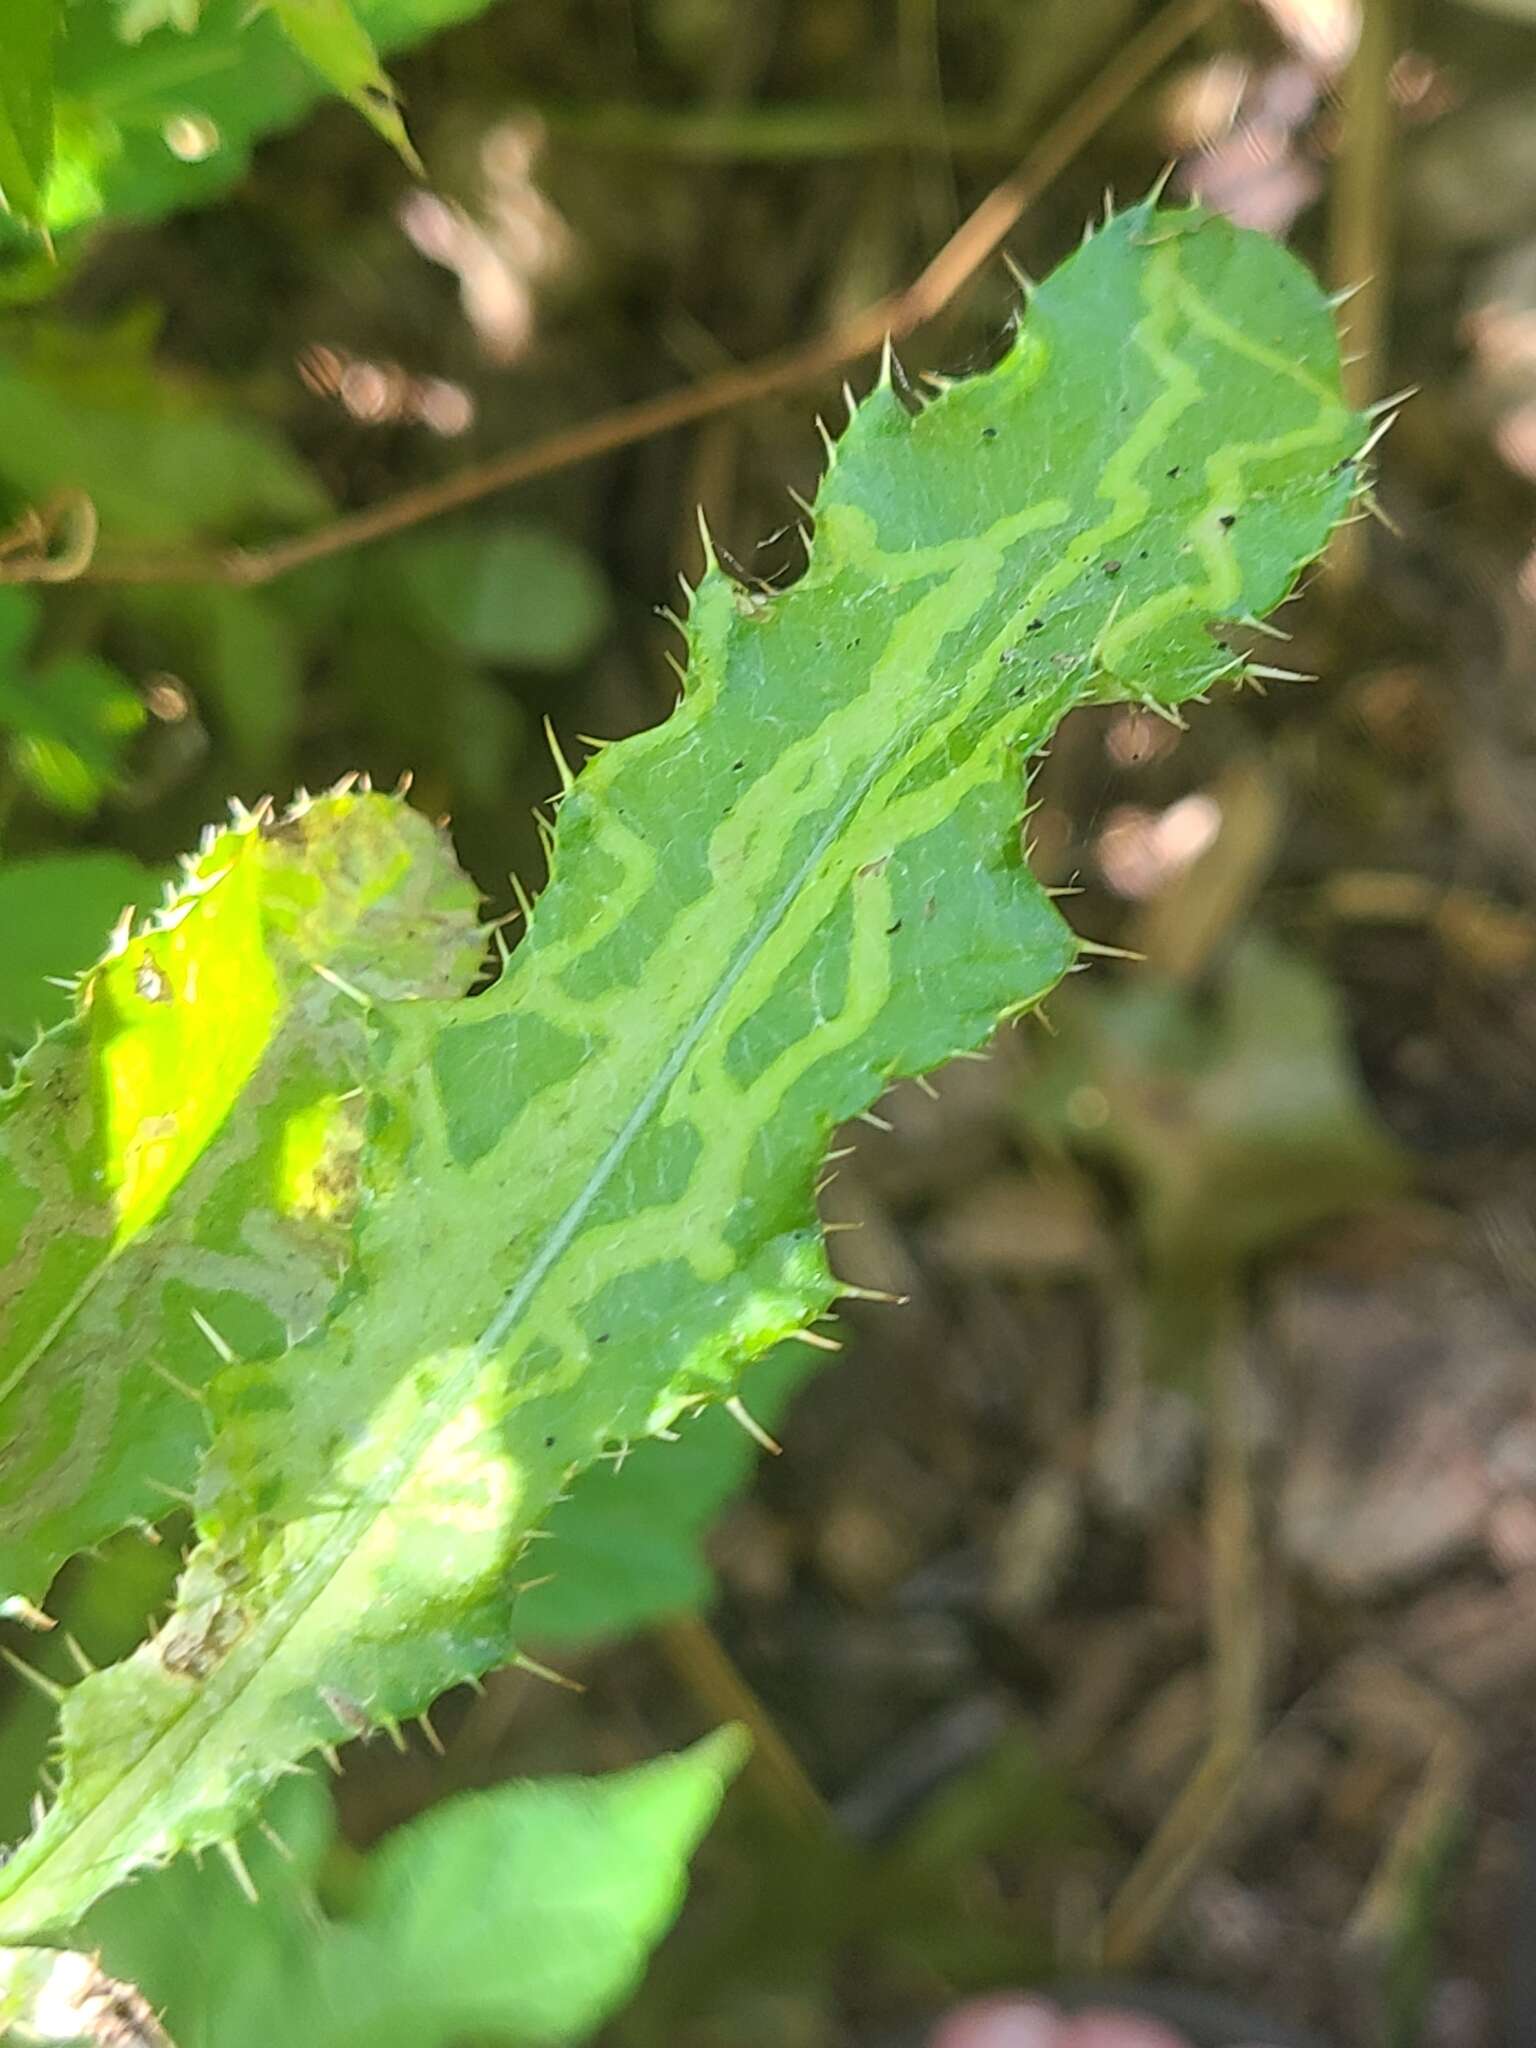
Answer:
(4, 0, 1536, 2044)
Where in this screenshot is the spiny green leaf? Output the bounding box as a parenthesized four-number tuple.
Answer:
(80, 1733, 745, 2048)
(0, 791, 485, 1616)
(0, 0, 56, 234)
(0, 201, 1367, 1944)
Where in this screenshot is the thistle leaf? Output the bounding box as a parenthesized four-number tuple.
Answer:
(0, 791, 484, 1614)
(0, 201, 1365, 1945)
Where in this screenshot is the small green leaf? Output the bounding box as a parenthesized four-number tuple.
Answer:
(122, 585, 304, 774)
(270, 0, 423, 172)
(521, 1345, 818, 1645)
(0, 319, 328, 544)
(0, 588, 146, 815)
(1016, 934, 1408, 1376)
(387, 523, 612, 670)
(81, 1733, 747, 2048)
(3, 653, 147, 816)
(0, 852, 159, 1055)
(0, 0, 56, 233)
(1017, 934, 1407, 1276)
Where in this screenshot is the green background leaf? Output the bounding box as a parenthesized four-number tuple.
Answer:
(388, 522, 613, 670)
(2, 0, 502, 256)
(271, 0, 423, 171)
(522, 1344, 818, 1644)
(84, 1731, 746, 2048)
(0, 0, 56, 232)
(0, 851, 158, 1053)
(0, 320, 328, 543)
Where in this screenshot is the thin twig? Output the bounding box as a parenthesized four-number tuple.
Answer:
(1100, 1297, 1264, 1967)
(658, 1613, 830, 1834)
(40, 0, 1223, 592)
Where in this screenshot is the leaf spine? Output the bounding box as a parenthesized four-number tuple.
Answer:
(1245, 664, 1318, 685)
(189, 1309, 238, 1365)
(1002, 250, 1037, 302)
(1077, 937, 1145, 963)
(146, 1358, 210, 1407)
(217, 1838, 259, 1904)
(1359, 487, 1402, 535)
(62, 1635, 95, 1678)
(512, 1651, 584, 1692)
(694, 503, 719, 574)
(508, 872, 536, 926)
(2, 1596, 55, 1632)
(310, 962, 373, 1010)
(1237, 611, 1292, 641)
(0, 1648, 66, 1703)
(723, 1395, 782, 1456)
(1364, 384, 1419, 420)
(1353, 410, 1401, 464)
(543, 716, 577, 795)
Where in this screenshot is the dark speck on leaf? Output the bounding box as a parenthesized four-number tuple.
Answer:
(544, 1435, 555, 1448)
(1103, 559, 1122, 576)
(885, 919, 903, 935)
(1218, 513, 1236, 529)
(1166, 466, 1181, 479)
(980, 426, 998, 441)
(1026, 616, 1045, 632)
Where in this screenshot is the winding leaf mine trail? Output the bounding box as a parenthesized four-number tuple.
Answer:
(0, 201, 1363, 1944)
